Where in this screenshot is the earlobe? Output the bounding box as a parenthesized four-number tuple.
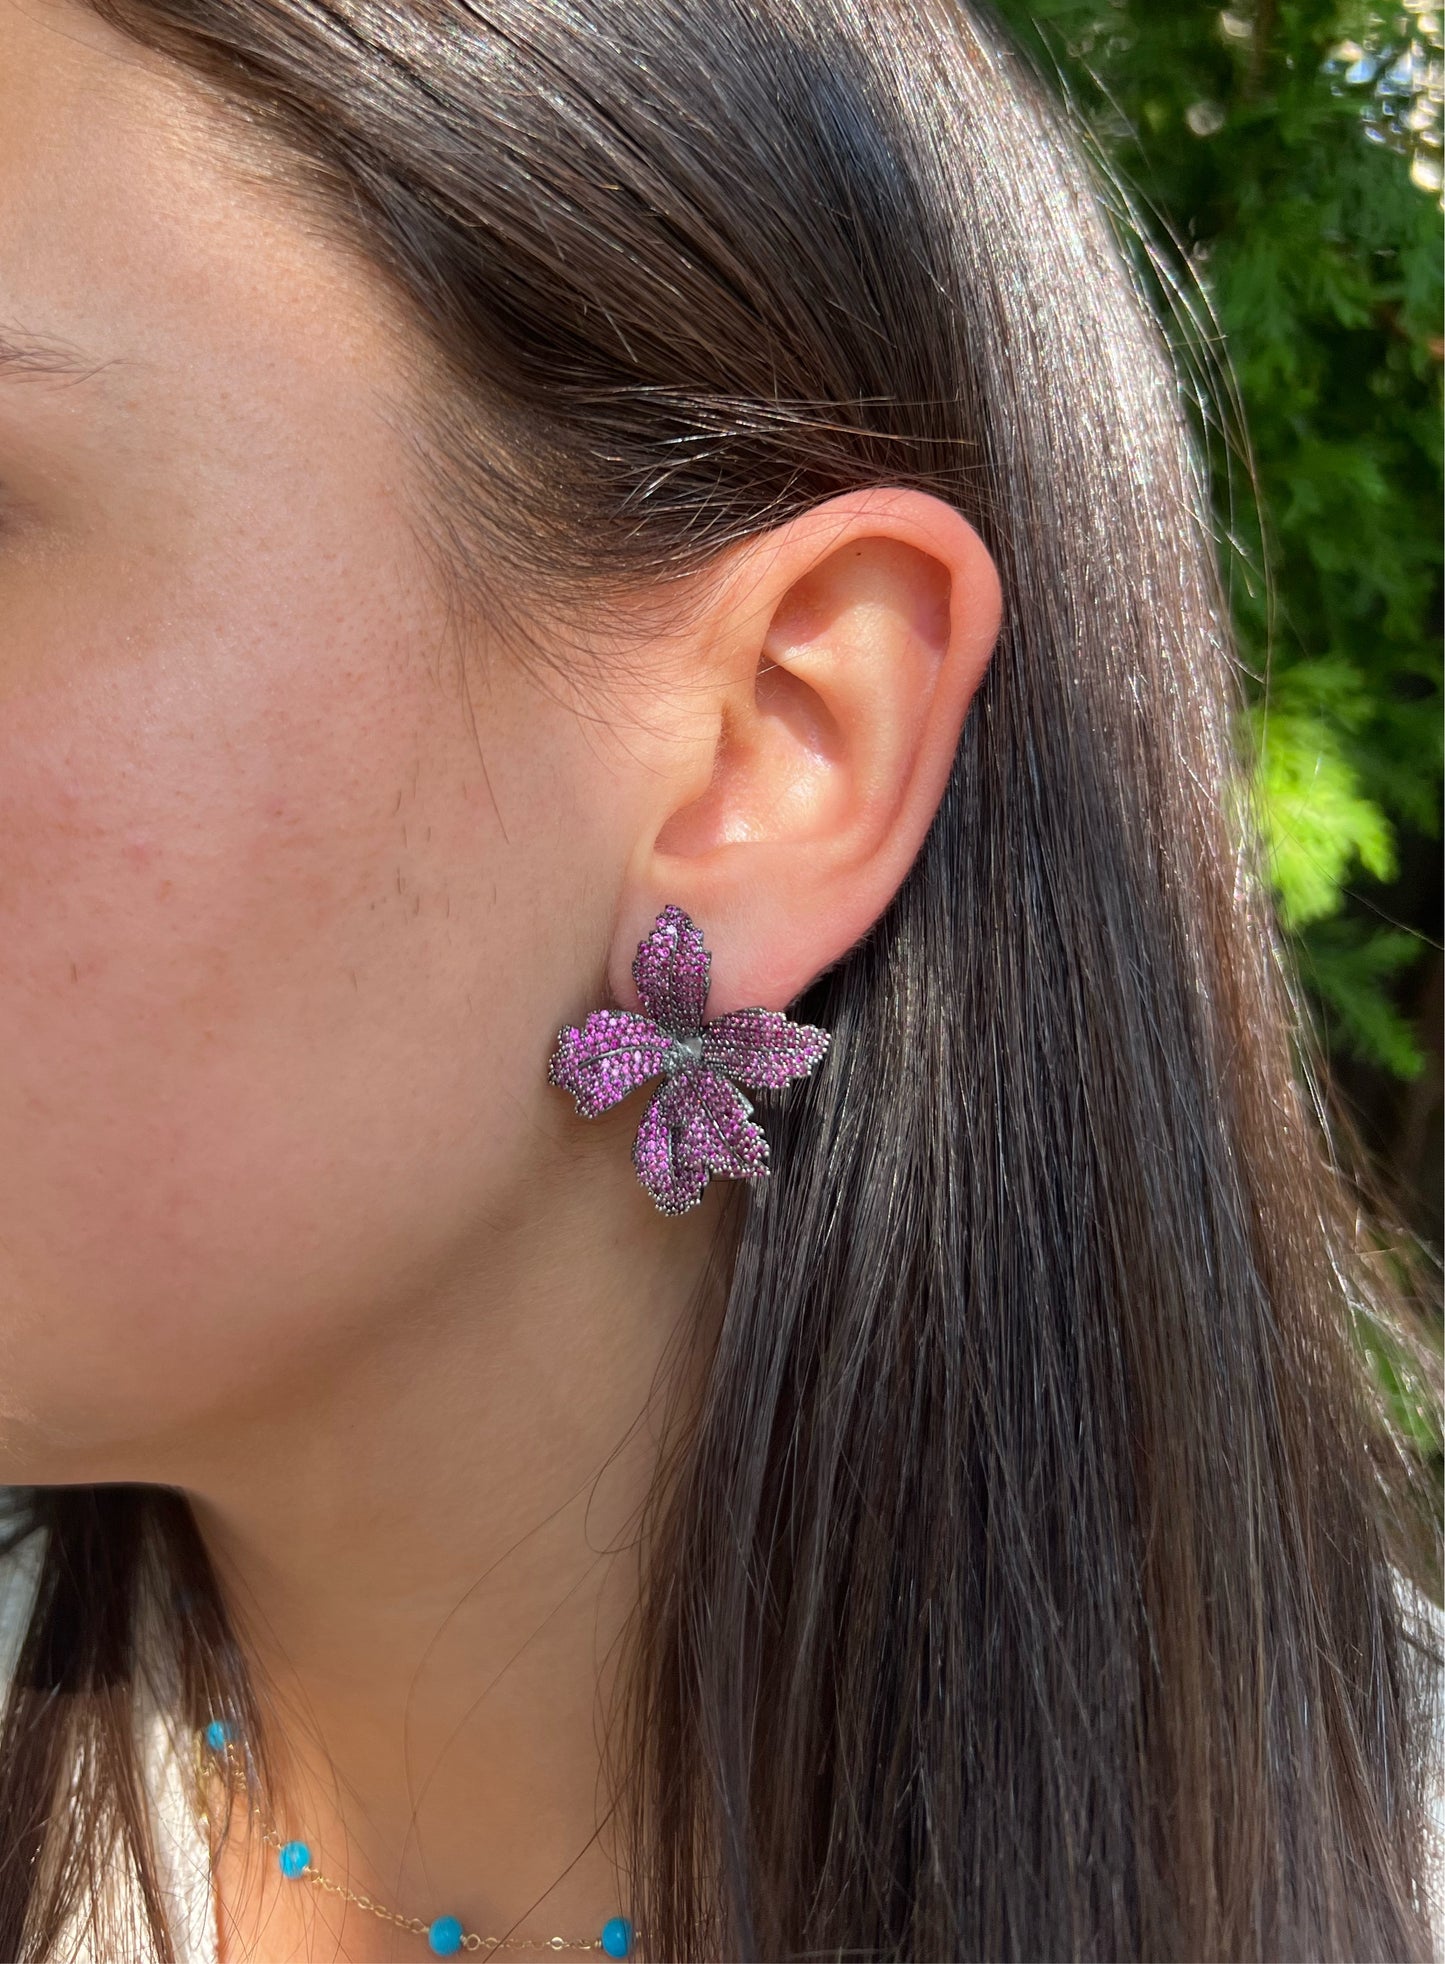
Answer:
(619, 487, 1002, 1016)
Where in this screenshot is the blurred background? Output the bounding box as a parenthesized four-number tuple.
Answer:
(989, 0, 1443, 1503)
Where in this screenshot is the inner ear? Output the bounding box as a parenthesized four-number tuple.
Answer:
(652, 528, 956, 863)
(753, 654, 842, 765)
(765, 535, 954, 665)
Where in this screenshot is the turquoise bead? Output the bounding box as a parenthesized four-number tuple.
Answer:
(278, 1840, 310, 1878)
(428, 1915, 464, 1957)
(203, 1719, 231, 1751)
(601, 1916, 633, 1959)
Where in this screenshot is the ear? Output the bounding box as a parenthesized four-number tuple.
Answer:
(609, 486, 1002, 1018)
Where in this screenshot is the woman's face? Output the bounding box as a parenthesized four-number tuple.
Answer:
(0, 0, 644, 1473)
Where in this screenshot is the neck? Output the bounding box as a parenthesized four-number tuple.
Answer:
(160, 1148, 734, 1963)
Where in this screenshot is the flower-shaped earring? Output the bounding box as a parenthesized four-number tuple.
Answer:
(546, 904, 831, 1215)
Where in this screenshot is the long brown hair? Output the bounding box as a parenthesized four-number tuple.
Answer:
(0, 1, 1439, 1957)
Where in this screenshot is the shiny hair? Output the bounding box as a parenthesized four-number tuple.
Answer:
(0, 0, 1439, 1957)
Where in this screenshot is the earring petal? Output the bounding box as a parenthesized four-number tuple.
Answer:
(547, 1009, 674, 1117)
(632, 1076, 710, 1215)
(700, 1007, 831, 1090)
(667, 1067, 771, 1182)
(631, 904, 711, 1037)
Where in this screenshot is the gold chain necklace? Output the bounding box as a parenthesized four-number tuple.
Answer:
(193, 1721, 639, 1959)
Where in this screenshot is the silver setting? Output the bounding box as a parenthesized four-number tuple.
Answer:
(661, 1032, 705, 1072)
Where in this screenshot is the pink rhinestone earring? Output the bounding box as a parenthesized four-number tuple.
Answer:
(546, 904, 831, 1216)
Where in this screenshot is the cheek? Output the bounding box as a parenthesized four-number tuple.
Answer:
(0, 571, 558, 1471)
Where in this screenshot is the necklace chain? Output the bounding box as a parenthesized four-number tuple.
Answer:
(193, 1727, 633, 1956)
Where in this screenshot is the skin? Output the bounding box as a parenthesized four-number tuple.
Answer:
(0, 0, 1003, 1957)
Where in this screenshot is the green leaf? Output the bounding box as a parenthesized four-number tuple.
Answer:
(1244, 703, 1398, 927)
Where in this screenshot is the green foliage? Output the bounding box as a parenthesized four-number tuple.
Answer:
(1298, 918, 1428, 1076)
(988, 0, 1443, 1082)
(1246, 667, 1398, 930)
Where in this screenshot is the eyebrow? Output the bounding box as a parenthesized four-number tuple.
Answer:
(0, 324, 125, 385)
